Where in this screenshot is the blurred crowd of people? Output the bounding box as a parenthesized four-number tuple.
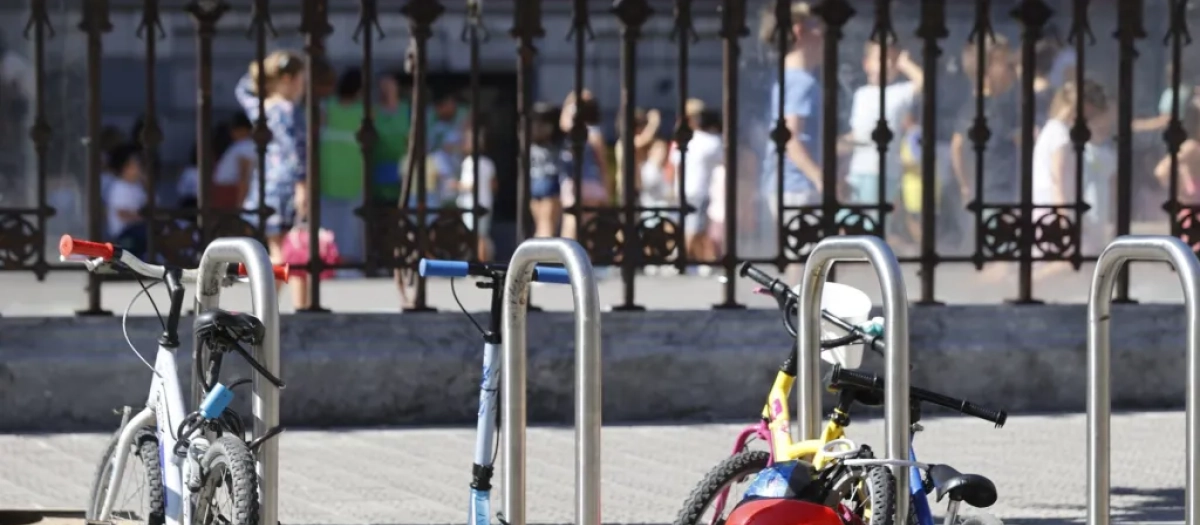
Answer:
(78, 1, 1200, 309)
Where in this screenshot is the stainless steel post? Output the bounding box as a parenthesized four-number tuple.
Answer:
(195, 237, 282, 525)
(501, 238, 602, 525)
(1087, 235, 1200, 525)
(797, 236, 910, 521)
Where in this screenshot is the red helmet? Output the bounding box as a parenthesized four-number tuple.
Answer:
(725, 498, 845, 525)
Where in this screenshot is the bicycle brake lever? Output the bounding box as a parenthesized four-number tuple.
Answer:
(60, 255, 116, 273)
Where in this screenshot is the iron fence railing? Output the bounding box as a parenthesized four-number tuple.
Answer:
(0, 0, 1197, 312)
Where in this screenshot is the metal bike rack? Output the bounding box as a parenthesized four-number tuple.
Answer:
(797, 236, 911, 521)
(194, 237, 283, 525)
(501, 238, 602, 525)
(1087, 235, 1200, 525)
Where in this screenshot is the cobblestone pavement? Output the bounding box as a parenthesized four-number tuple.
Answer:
(0, 411, 1188, 524)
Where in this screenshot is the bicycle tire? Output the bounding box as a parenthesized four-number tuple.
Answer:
(195, 435, 260, 525)
(673, 450, 771, 525)
(851, 465, 918, 525)
(86, 428, 166, 525)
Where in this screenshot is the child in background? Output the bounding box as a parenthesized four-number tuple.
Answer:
(234, 50, 308, 307)
(1032, 79, 1108, 214)
(214, 112, 256, 210)
(1155, 103, 1200, 251)
(843, 42, 923, 237)
(529, 102, 564, 238)
(456, 124, 496, 261)
(104, 143, 148, 258)
(176, 145, 200, 210)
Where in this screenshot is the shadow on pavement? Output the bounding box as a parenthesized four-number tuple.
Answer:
(1006, 486, 1184, 525)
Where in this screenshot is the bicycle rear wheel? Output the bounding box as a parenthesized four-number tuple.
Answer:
(674, 450, 771, 525)
(86, 428, 165, 525)
(193, 436, 260, 525)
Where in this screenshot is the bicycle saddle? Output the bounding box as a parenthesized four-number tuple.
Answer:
(194, 309, 266, 346)
(928, 464, 998, 509)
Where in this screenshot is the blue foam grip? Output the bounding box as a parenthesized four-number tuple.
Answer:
(533, 266, 570, 284)
(419, 259, 469, 278)
(199, 383, 234, 420)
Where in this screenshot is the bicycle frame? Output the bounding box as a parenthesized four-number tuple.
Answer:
(711, 367, 942, 525)
(99, 343, 196, 525)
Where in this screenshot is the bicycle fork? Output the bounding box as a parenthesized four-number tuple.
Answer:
(100, 407, 156, 521)
(470, 341, 502, 525)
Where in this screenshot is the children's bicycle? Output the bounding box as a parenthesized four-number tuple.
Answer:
(673, 263, 1007, 525)
(726, 428, 1001, 525)
(417, 258, 570, 525)
(59, 235, 289, 525)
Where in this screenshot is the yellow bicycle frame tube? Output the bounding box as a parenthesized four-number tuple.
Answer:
(763, 370, 847, 470)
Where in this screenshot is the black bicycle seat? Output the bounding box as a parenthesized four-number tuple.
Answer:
(194, 309, 266, 346)
(928, 464, 998, 509)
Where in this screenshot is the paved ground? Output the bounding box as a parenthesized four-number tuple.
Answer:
(0, 411, 1189, 524)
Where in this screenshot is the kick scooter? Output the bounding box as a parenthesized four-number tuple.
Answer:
(418, 258, 570, 525)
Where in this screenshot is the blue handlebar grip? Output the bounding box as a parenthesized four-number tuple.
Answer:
(199, 383, 234, 420)
(533, 266, 571, 284)
(419, 259, 470, 278)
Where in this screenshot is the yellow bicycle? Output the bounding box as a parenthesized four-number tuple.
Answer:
(673, 263, 1006, 525)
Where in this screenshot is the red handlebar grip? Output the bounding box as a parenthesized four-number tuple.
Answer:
(59, 234, 115, 260)
(237, 263, 291, 282)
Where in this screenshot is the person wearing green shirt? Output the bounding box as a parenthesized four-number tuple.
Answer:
(319, 67, 366, 268)
(373, 73, 410, 206)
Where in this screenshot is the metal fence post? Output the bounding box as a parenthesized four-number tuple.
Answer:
(1087, 235, 1200, 525)
(501, 238, 601, 525)
(797, 236, 910, 521)
(194, 238, 282, 525)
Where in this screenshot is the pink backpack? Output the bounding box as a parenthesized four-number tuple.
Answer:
(281, 224, 340, 279)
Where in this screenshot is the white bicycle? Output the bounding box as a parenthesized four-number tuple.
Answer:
(60, 235, 288, 525)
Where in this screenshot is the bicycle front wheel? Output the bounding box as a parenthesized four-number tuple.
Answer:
(674, 450, 771, 525)
(845, 465, 918, 525)
(86, 428, 165, 525)
(193, 436, 260, 525)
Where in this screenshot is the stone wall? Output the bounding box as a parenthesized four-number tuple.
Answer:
(0, 304, 1187, 432)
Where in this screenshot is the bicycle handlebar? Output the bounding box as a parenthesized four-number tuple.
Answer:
(59, 234, 290, 283)
(739, 262, 885, 355)
(419, 258, 571, 284)
(829, 365, 1007, 427)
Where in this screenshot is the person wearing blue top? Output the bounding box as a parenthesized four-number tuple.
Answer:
(762, 2, 825, 223)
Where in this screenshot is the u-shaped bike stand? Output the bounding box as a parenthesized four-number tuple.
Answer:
(795, 236, 912, 521)
(501, 238, 602, 525)
(193, 238, 283, 525)
(1087, 235, 1200, 525)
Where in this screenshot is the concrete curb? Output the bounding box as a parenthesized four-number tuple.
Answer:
(0, 304, 1187, 432)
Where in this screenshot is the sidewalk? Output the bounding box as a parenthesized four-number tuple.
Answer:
(0, 411, 1188, 524)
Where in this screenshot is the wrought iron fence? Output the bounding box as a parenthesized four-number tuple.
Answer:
(0, 0, 1196, 313)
